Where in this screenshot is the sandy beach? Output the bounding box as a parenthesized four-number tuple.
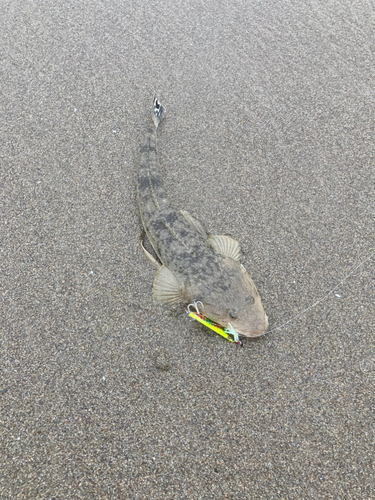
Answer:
(1, 1, 374, 498)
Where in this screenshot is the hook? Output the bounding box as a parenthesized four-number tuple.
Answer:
(186, 300, 204, 315)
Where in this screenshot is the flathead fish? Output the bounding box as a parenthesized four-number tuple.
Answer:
(138, 98, 268, 338)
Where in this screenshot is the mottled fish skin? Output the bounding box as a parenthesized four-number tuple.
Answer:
(138, 98, 268, 338)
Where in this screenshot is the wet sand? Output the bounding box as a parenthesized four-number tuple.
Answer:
(1, 1, 374, 498)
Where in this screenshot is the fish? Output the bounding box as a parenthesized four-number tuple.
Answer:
(137, 98, 268, 338)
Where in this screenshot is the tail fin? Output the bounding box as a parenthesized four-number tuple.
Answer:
(152, 97, 164, 129)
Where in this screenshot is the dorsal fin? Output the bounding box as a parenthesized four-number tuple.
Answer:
(180, 210, 207, 239)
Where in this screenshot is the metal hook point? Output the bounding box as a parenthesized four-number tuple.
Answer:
(186, 300, 204, 315)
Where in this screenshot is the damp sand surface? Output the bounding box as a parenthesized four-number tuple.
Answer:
(1, 1, 374, 498)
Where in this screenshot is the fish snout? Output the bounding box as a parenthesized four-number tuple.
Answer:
(242, 313, 269, 338)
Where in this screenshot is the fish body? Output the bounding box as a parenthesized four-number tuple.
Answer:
(138, 99, 268, 338)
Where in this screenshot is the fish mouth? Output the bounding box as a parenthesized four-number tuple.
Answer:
(238, 314, 269, 338)
(242, 330, 266, 338)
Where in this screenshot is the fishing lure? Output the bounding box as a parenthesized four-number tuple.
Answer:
(188, 310, 243, 346)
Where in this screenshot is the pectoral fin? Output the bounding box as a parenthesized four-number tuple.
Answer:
(153, 266, 185, 304)
(207, 235, 242, 261)
(180, 210, 207, 239)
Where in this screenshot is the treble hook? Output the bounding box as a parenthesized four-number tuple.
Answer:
(186, 300, 204, 315)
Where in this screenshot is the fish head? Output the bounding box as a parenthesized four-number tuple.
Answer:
(224, 294, 268, 338)
(199, 262, 268, 338)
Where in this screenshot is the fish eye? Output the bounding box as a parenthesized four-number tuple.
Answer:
(229, 309, 238, 319)
(246, 297, 254, 305)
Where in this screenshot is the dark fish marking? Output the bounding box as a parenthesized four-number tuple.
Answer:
(139, 175, 150, 190)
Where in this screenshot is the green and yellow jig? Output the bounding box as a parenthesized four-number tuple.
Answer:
(188, 311, 243, 346)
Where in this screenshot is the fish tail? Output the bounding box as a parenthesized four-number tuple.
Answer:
(152, 97, 164, 129)
(147, 98, 168, 206)
(138, 98, 169, 214)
